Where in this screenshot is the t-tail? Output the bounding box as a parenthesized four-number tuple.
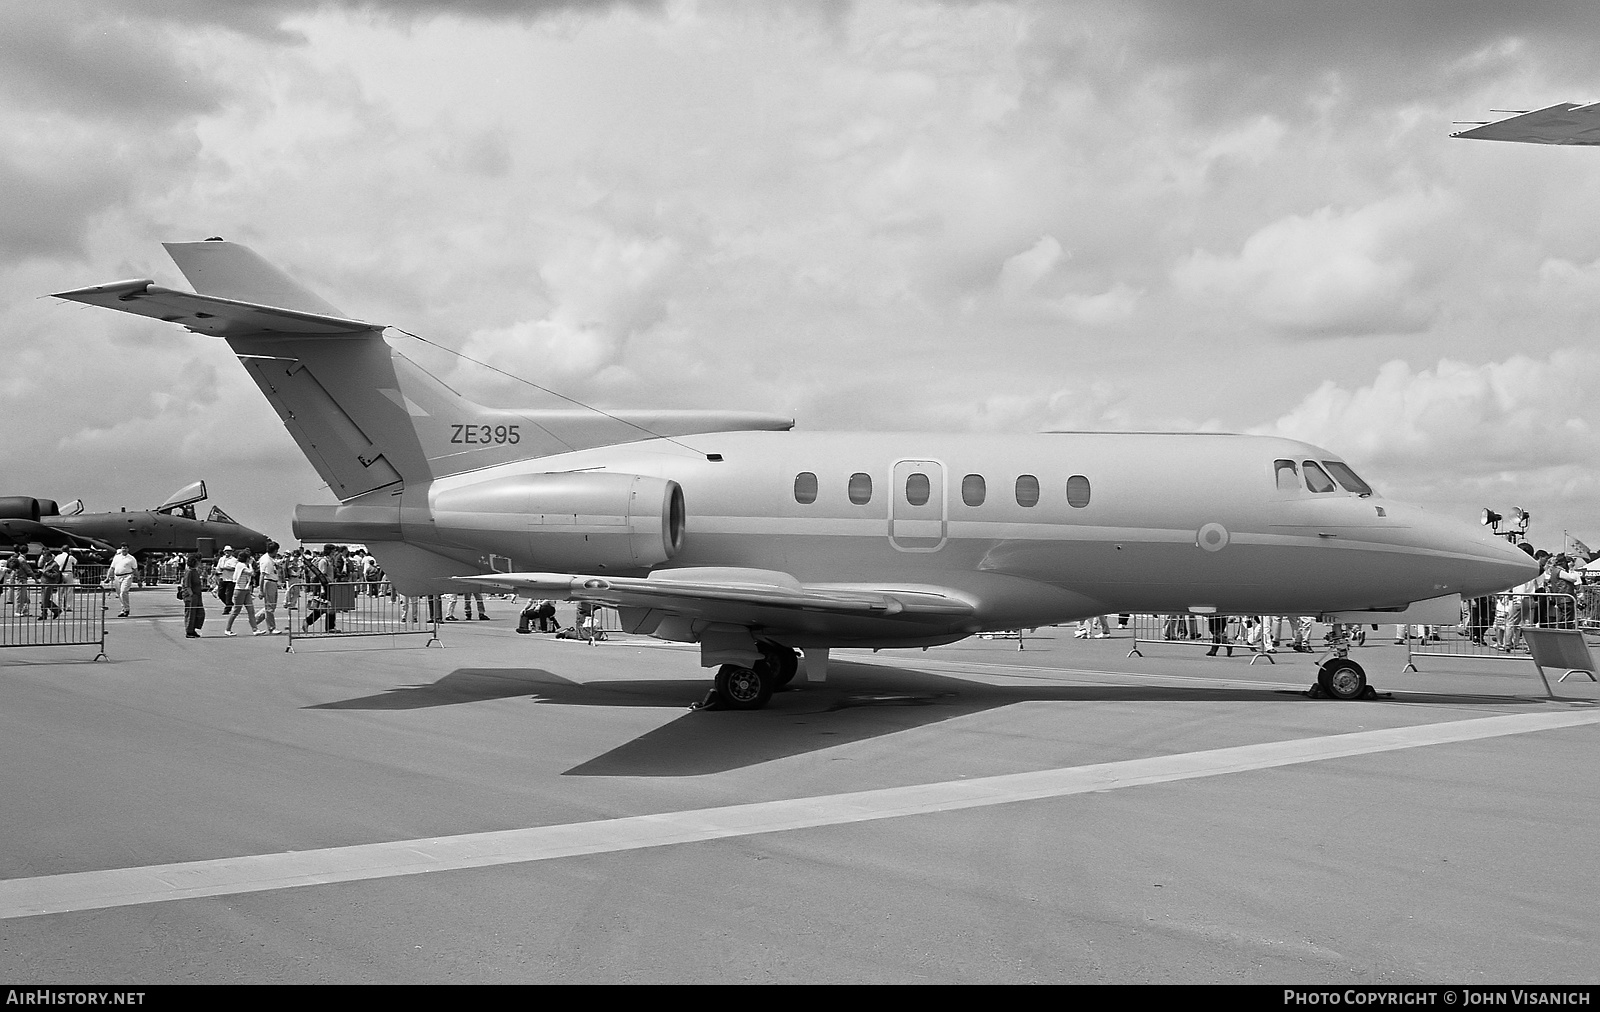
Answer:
(54, 239, 790, 587)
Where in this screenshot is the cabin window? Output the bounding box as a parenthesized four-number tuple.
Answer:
(1323, 461, 1373, 496)
(1274, 459, 1300, 491)
(1066, 475, 1091, 508)
(1301, 461, 1337, 494)
(961, 474, 986, 507)
(1015, 474, 1040, 508)
(794, 472, 818, 504)
(905, 472, 931, 507)
(848, 472, 873, 505)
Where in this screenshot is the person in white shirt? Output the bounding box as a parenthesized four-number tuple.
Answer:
(54, 548, 76, 612)
(256, 542, 282, 635)
(216, 547, 238, 608)
(108, 545, 139, 617)
(223, 548, 262, 636)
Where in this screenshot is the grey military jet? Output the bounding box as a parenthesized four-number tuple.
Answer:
(0, 480, 271, 559)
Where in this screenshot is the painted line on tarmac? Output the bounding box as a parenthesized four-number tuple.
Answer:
(2, 708, 1596, 920)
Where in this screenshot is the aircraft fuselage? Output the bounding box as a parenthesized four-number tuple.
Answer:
(361, 428, 1532, 643)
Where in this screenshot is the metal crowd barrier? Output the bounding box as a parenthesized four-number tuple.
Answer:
(283, 581, 440, 652)
(0, 582, 109, 660)
(1126, 613, 1293, 665)
(1403, 592, 1579, 671)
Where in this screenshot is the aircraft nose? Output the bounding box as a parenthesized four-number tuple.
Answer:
(1415, 508, 1539, 598)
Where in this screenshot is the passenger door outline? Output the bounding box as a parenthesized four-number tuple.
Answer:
(890, 459, 947, 552)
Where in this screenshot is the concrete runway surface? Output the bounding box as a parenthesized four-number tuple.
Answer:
(1, 594, 1596, 984)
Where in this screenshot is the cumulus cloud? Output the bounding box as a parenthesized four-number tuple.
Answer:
(1256, 351, 1600, 533)
(456, 231, 684, 391)
(10, 0, 1600, 540)
(1172, 192, 1451, 336)
(991, 236, 1140, 326)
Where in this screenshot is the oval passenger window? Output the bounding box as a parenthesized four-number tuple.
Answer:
(1015, 474, 1040, 508)
(1066, 475, 1090, 508)
(905, 472, 930, 506)
(794, 471, 818, 504)
(848, 472, 873, 505)
(961, 474, 986, 507)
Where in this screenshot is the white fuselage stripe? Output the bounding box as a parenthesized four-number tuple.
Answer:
(2, 709, 1593, 920)
(689, 515, 1484, 562)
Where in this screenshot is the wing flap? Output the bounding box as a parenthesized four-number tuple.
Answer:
(53, 281, 382, 337)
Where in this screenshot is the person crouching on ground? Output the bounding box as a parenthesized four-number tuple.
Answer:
(223, 548, 263, 636)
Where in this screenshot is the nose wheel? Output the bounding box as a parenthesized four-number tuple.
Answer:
(1316, 657, 1369, 700)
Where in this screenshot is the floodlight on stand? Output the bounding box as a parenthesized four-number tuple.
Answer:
(1482, 508, 1502, 528)
(1512, 507, 1530, 530)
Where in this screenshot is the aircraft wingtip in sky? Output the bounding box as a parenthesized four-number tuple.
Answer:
(1453, 102, 1600, 144)
(55, 241, 1537, 708)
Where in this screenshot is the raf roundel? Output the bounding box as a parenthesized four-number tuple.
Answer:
(1197, 522, 1230, 553)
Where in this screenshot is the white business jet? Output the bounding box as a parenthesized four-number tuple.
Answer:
(56, 241, 1534, 706)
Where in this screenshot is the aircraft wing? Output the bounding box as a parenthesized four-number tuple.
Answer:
(52, 280, 381, 337)
(1453, 102, 1600, 145)
(454, 567, 976, 625)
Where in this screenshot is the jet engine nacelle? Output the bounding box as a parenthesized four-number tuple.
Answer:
(0, 497, 59, 521)
(422, 471, 686, 572)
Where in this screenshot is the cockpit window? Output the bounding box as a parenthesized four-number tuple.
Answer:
(1301, 461, 1337, 494)
(1274, 459, 1300, 491)
(1322, 461, 1373, 496)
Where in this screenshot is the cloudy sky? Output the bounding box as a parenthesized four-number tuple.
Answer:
(5, 0, 1600, 548)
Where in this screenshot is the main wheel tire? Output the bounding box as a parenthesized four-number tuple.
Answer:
(758, 643, 800, 689)
(715, 663, 773, 710)
(1318, 658, 1367, 700)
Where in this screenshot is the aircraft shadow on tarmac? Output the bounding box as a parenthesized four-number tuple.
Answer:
(305, 660, 1560, 777)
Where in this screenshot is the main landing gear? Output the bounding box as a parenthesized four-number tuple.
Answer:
(703, 643, 801, 711)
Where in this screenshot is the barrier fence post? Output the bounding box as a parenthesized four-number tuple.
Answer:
(284, 581, 441, 652)
(1404, 592, 1578, 674)
(0, 583, 109, 661)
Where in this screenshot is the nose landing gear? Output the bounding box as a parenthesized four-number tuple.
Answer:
(1316, 657, 1369, 700)
(1311, 625, 1381, 700)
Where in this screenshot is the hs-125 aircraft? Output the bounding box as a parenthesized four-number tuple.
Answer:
(0, 480, 271, 560)
(56, 241, 1534, 706)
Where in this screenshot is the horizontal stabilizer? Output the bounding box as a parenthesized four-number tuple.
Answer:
(53, 280, 381, 338)
(454, 567, 976, 620)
